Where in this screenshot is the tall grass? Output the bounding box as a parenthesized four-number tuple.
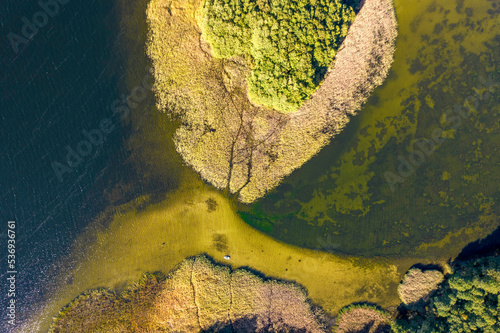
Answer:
(48, 255, 329, 332)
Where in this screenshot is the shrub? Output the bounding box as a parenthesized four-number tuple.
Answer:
(200, 0, 358, 112)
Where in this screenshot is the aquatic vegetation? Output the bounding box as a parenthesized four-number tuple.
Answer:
(394, 256, 500, 333)
(335, 304, 391, 333)
(201, 0, 358, 112)
(397, 268, 444, 307)
(49, 274, 164, 333)
(147, 0, 397, 202)
(49, 255, 329, 332)
(244, 0, 499, 256)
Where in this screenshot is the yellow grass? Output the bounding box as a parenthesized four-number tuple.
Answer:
(397, 268, 444, 306)
(146, 0, 398, 203)
(49, 255, 328, 332)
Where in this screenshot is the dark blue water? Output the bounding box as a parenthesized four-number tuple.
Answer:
(1, 0, 132, 328)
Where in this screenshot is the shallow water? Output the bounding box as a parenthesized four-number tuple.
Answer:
(31, 189, 410, 331)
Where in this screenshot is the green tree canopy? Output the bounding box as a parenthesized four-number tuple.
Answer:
(394, 256, 500, 333)
(201, 0, 358, 112)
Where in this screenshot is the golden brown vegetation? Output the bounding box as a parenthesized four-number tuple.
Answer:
(49, 255, 329, 332)
(335, 304, 391, 333)
(397, 268, 444, 306)
(146, 0, 397, 203)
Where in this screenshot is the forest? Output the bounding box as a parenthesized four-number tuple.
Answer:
(201, 0, 358, 112)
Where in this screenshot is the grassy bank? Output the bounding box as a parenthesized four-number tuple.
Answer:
(49, 255, 329, 332)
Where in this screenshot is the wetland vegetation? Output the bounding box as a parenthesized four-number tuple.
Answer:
(22, 0, 499, 332)
(241, 0, 499, 258)
(201, 0, 358, 112)
(49, 255, 330, 332)
(28, 189, 404, 332)
(146, 0, 397, 202)
(49, 253, 500, 332)
(394, 256, 500, 333)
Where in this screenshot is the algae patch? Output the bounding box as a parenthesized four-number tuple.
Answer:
(245, 0, 499, 256)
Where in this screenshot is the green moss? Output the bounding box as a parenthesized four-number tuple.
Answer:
(200, 0, 358, 112)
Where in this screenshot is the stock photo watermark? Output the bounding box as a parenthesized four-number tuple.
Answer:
(7, 0, 71, 54)
(51, 70, 155, 182)
(316, 235, 341, 253)
(384, 74, 500, 192)
(5, 221, 17, 326)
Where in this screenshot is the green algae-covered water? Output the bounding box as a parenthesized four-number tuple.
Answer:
(240, 0, 500, 257)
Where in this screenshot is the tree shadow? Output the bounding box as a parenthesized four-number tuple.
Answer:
(408, 263, 444, 273)
(455, 225, 500, 261)
(200, 315, 309, 333)
(337, 302, 392, 333)
(357, 320, 391, 333)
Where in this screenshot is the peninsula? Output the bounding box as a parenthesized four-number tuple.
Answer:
(146, 0, 397, 202)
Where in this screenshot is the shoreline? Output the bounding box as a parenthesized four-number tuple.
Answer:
(18, 188, 414, 332)
(48, 255, 331, 332)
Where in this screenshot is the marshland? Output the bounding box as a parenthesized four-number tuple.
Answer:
(2, 0, 498, 332)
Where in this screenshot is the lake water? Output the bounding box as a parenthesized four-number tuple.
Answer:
(1, 0, 134, 327)
(0, 0, 498, 331)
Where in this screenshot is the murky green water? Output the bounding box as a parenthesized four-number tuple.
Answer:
(241, 0, 500, 257)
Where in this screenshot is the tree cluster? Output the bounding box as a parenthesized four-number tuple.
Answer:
(201, 0, 357, 112)
(394, 256, 500, 333)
